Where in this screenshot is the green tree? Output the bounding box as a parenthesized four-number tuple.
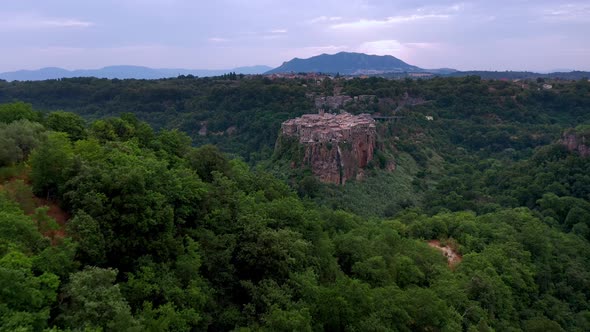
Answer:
(154, 129, 192, 159)
(0, 193, 46, 254)
(0, 102, 41, 124)
(0, 249, 60, 331)
(187, 144, 231, 182)
(59, 267, 138, 331)
(29, 132, 74, 197)
(66, 211, 106, 265)
(46, 111, 87, 141)
(0, 120, 45, 166)
(523, 317, 565, 332)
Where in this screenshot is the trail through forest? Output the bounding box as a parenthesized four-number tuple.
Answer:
(1, 172, 69, 240)
(428, 240, 462, 266)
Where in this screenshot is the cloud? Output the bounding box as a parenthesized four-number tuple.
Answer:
(541, 3, 590, 22)
(261, 34, 286, 40)
(0, 43, 257, 71)
(302, 45, 349, 53)
(280, 45, 349, 60)
(358, 40, 404, 54)
(0, 14, 94, 30)
(307, 16, 342, 24)
(208, 37, 229, 42)
(357, 39, 440, 57)
(404, 42, 439, 50)
(40, 19, 94, 28)
(447, 3, 465, 12)
(259, 29, 288, 40)
(416, 2, 465, 14)
(330, 3, 463, 30)
(331, 14, 450, 29)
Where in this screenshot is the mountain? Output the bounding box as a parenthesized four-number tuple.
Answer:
(445, 70, 590, 80)
(426, 68, 459, 75)
(231, 65, 275, 75)
(0, 65, 273, 81)
(265, 52, 423, 75)
(266, 52, 587, 78)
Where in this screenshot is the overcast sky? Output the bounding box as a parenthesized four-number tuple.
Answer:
(1, 0, 589, 72)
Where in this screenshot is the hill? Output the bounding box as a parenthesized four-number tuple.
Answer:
(2, 76, 590, 331)
(265, 52, 423, 75)
(0, 65, 273, 81)
(445, 70, 590, 80)
(2, 75, 590, 330)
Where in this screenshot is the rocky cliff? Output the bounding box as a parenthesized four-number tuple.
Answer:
(559, 129, 590, 157)
(279, 112, 376, 184)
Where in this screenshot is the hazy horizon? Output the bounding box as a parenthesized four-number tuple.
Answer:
(2, 0, 589, 72)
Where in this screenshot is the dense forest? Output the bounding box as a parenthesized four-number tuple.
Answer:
(1, 75, 590, 331)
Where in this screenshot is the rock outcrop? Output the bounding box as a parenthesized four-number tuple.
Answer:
(313, 95, 377, 112)
(280, 112, 376, 184)
(314, 95, 353, 110)
(560, 129, 590, 157)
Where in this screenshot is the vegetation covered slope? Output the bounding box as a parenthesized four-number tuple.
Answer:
(0, 75, 314, 162)
(0, 74, 589, 330)
(265, 52, 421, 74)
(2, 75, 588, 162)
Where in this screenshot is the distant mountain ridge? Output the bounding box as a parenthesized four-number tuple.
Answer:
(446, 70, 590, 80)
(4, 52, 588, 81)
(265, 52, 589, 78)
(266, 52, 427, 75)
(0, 65, 273, 81)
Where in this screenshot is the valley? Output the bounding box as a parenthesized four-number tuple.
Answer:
(1, 73, 590, 331)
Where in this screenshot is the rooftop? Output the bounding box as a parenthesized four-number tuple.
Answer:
(282, 112, 376, 143)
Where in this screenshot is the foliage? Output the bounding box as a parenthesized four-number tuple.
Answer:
(0, 193, 60, 331)
(29, 132, 73, 197)
(45, 111, 87, 141)
(0, 120, 45, 167)
(0, 102, 42, 124)
(58, 267, 138, 331)
(0, 74, 589, 331)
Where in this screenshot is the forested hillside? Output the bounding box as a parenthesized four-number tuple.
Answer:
(1, 75, 590, 331)
(0, 76, 314, 162)
(2, 75, 588, 162)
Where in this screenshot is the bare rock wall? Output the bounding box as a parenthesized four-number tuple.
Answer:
(280, 112, 376, 184)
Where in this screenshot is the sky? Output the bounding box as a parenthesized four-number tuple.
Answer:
(1, 0, 589, 72)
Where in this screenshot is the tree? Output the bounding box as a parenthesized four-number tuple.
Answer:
(402, 287, 462, 331)
(0, 193, 46, 253)
(59, 267, 138, 331)
(32, 206, 59, 240)
(3, 179, 36, 213)
(523, 317, 565, 332)
(45, 111, 87, 141)
(0, 249, 60, 331)
(89, 119, 117, 142)
(66, 211, 106, 265)
(139, 303, 200, 332)
(0, 120, 45, 166)
(186, 144, 231, 182)
(29, 132, 74, 197)
(0, 102, 41, 124)
(262, 306, 312, 331)
(234, 226, 311, 283)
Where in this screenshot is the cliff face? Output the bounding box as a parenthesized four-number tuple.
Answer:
(560, 130, 590, 157)
(280, 112, 376, 184)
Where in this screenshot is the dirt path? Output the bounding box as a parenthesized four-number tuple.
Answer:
(33, 197, 69, 239)
(428, 240, 462, 267)
(1, 174, 69, 241)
